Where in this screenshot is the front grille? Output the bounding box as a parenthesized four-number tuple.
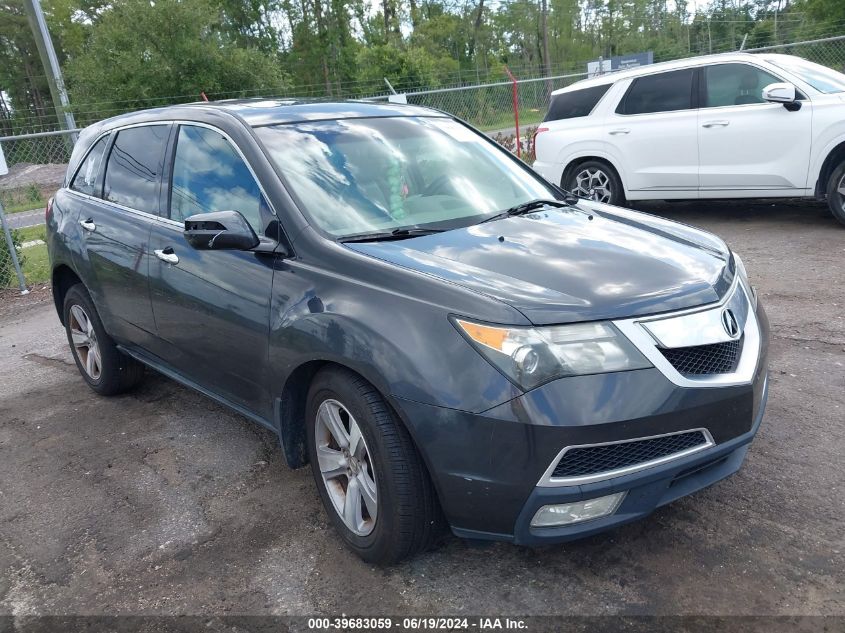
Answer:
(660, 339, 741, 376)
(551, 430, 710, 480)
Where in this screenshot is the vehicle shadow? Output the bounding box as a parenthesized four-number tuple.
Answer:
(629, 198, 834, 229)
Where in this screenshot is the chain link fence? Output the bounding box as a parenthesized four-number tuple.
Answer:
(0, 130, 73, 290)
(0, 203, 29, 292)
(744, 34, 845, 72)
(1, 34, 844, 292)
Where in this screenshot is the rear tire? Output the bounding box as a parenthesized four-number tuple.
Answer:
(565, 159, 626, 207)
(63, 283, 145, 396)
(306, 366, 443, 564)
(825, 161, 845, 226)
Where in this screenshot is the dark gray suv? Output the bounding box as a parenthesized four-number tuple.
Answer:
(47, 100, 769, 564)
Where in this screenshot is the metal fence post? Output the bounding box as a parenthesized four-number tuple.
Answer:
(0, 200, 29, 295)
(504, 66, 521, 159)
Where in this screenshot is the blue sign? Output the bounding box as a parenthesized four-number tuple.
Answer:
(613, 51, 654, 70)
(588, 51, 653, 77)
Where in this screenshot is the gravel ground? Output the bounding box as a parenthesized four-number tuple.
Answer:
(0, 199, 843, 619)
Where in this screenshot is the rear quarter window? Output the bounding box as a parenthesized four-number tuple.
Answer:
(545, 84, 612, 122)
(70, 135, 109, 197)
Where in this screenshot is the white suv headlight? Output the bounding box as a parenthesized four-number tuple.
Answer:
(455, 318, 652, 390)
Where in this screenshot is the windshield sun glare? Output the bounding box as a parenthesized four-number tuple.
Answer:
(255, 116, 553, 238)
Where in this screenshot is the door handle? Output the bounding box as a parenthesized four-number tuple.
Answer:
(702, 120, 730, 128)
(79, 219, 96, 232)
(609, 128, 630, 135)
(154, 248, 179, 265)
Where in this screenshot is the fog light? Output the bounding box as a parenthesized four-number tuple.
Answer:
(530, 492, 626, 528)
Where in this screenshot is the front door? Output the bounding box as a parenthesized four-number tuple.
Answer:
(147, 124, 277, 417)
(697, 62, 814, 194)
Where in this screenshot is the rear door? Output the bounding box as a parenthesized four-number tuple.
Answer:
(147, 123, 277, 417)
(697, 62, 813, 194)
(605, 68, 699, 196)
(74, 124, 170, 345)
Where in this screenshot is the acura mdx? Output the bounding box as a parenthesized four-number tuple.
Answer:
(47, 100, 769, 563)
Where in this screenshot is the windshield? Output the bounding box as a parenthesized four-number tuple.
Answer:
(254, 116, 553, 238)
(766, 56, 845, 94)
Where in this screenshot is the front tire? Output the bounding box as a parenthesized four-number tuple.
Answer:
(306, 367, 442, 564)
(825, 161, 845, 226)
(63, 283, 145, 395)
(565, 160, 625, 206)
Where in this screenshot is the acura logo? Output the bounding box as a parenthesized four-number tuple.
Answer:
(721, 309, 741, 339)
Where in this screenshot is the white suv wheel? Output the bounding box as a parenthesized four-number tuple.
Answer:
(572, 167, 612, 203)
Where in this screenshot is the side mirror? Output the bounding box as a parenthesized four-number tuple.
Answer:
(762, 82, 797, 104)
(184, 210, 260, 251)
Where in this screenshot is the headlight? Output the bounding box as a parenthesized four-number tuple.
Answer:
(733, 252, 757, 308)
(454, 318, 652, 390)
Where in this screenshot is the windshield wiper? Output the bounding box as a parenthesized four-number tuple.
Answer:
(339, 227, 445, 243)
(479, 197, 576, 224)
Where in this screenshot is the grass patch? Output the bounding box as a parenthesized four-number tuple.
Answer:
(1, 198, 46, 214)
(478, 110, 545, 132)
(0, 183, 48, 214)
(18, 224, 46, 243)
(22, 243, 50, 285)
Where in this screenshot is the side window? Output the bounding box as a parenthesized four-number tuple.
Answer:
(70, 135, 109, 196)
(544, 84, 612, 122)
(104, 125, 169, 212)
(617, 69, 695, 115)
(704, 63, 784, 107)
(170, 125, 264, 231)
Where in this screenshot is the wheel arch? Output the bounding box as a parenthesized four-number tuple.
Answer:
(273, 357, 448, 525)
(51, 265, 83, 325)
(814, 139, 845, 198)
(274, 358, 403, 469)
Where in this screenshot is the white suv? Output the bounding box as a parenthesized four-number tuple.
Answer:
(533, 52, 845, 225)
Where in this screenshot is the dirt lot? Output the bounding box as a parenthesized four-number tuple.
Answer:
(0, 199, 843, 619)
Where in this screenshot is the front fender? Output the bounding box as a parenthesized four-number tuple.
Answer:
(809, 124, 845, 191)
(269, 308, 521, 415)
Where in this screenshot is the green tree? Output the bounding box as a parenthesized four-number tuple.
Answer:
(64, 0, 288, 115)
(0, 0, 56, 133)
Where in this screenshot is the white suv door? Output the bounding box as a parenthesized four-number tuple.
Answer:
(607, 67, 699, 196)
(697, 62, 813, 195)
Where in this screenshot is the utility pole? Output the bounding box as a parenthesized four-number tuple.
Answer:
(773, 0, 781, 42)
(22, 0, 77, 139)
(540, 0, 550, 77)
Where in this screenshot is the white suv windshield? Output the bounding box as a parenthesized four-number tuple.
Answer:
(766, 56, 845, 94)
(255, 116, 553, 238)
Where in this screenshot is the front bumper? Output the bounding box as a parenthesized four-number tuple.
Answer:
(463, 374, 766, 545)
(392, 299, 770, 544)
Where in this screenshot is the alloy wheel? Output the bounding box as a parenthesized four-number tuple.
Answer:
(315, 399, 378, 536)
(572, 167, 612, 203)
(69, 304, 102, 380)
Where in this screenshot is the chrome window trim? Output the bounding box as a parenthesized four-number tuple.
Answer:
(64, 189, 182, 228)
(65, 119, 279, 225)
(537, 428, 715, 487)
(613, 275, 761, 388)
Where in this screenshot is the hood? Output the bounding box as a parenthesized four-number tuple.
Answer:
(346, 205, 733, 325)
